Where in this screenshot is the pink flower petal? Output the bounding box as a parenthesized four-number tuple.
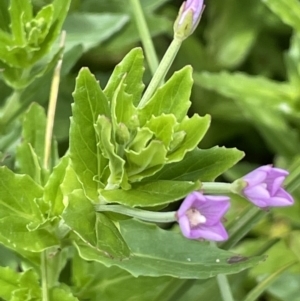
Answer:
(190, 222, 228, 241)
(177, 192, 229, 241)
(242, 165, 293, 208)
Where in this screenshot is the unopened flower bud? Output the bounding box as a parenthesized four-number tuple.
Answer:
(235, 165, 294, 208)
(174, 0, 204, 40)
(116, 123, 130, 145)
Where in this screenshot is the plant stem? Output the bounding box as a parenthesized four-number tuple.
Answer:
(95, 204, 177, 223)
(41, 251, 49, 301)
(210, 242, 235, 301)
(129, 0, 159, 76)
(201, 182, 232, 194)
(216, 274, 235, 301)
(138, 37, 182, 108)
(41, 31, 66, 301)
(43, 31, 66, 170)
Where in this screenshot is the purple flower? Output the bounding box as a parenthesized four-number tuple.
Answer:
(174, 0, 205, 39)
(241, 165, 294, 208)
(176, 192, 230, 241)
(179, 0, 204, 27)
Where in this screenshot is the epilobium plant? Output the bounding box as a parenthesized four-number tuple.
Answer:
(0, 0, 296, 300)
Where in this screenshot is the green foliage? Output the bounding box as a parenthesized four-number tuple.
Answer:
(262, 0, 300, 32)
(70, 48, 212, 203)
(0, 166, 59, 252)
(0, 0, 299, 300)
(62, 12, 129, 52)
(62, 189, 130, 259)
(75, 219, 265, 278)
(0, 267, 41, 301)
(194, 71, 300, 157)
(0, 0, 71, 88)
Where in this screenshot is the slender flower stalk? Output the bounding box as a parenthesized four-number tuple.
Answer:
(201, 182, 232, 194)
(95, 204, 177, 223)
(138, 38, 182, 108)
(138, 0, 205, 108)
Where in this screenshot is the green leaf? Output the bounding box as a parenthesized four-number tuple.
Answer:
(0, 0, 10, 32)
(75, 219, 265, 278)
(241, 103, 300, 157)
(44, 156, 82, 217)
(0, 33, 23, 68)
(70, 68, 110, 200)
(0, 167, 58, 252)
(205, 0, 261, 68)
(16, 143, 42, 184)
(148, 147, 244, 182)
(168, 114, 211, 162)
(28, 5, 53, 46)
(126, 140, 167, 182)
(0, 267, 41, 301)
(62, 190, 130, 258)
(262, 0, 300, 32)
(8, 46, 64, 90)
(0, 166, 43, 220)
(0, 266, 20, 300)
(72, 255, 173, 301)
(194, 71, 300, 157)
(0, 215, 59, 252)
(30, 0, 71, 63)
(16, 103, 49, 184)
(285, 33, 300, 88)
(100, 180, 200, 207)
(63, 12, 129, 52)
(138, 66, 193, 125)
(249, 240, 298, 277)
(9, 0, 32, 46)
(144, 114, 177, 147)
(104, 48, 145, 105)
(50, 287, 79, 301)
(243, 261, 297, 301)
(194, 71, 295, 108)
(266, 273, 300, 301)
(18, 103, 46, 163)
(95, 115, 126, 189)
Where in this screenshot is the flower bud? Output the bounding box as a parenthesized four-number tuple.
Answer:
(235, 165, 294, 208)
(174, 0, 205, 40)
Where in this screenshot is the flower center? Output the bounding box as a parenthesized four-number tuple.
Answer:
(186, 208, 206, 227)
